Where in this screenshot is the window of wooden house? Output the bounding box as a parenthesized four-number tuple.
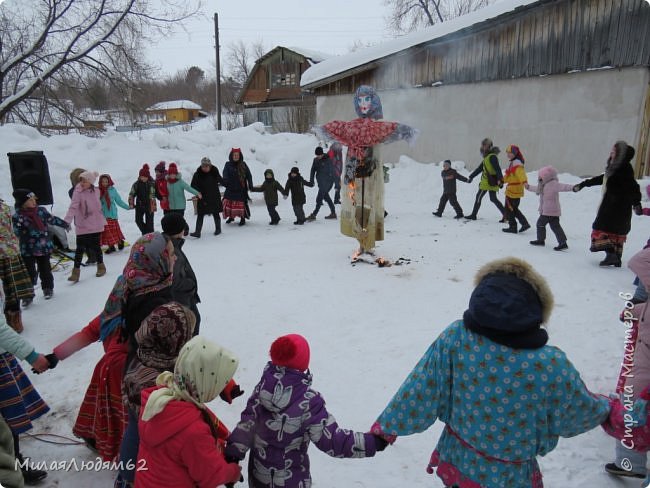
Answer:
(257, 109, 272, 127)
(270, 63, 298, 88)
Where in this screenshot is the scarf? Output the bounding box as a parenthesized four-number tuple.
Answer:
(123, 233, 174, 297)
(99, 174, 114, 210)
(20, 207, 45, 231)
(141, 336, 238, 421)
(98, 275, 128, 342)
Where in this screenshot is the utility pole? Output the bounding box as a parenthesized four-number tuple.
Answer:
(214, 12, 222, 130)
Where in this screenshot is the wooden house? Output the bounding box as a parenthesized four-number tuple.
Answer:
(146, 100, 202, 124)
(301, 0, 650, 176)
(238, 46, 329, 133)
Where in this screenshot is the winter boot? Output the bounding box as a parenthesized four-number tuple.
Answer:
(4, 311, 23, 334)
(68, 267, 80, 283)
(432, 211, 443, 217)
(43, 289, 53, 300)
(554, 243, 568, 251)
(104, 246, 116, 254)
(305, 214, 316, 221)
(324, 212, 337, 220)
(96, 263, 107, 277)
(17, 454, 47, 484)
(226, 217, 234, 224)
(604, 462, 645, 478)
(599, 252, 622, 268)
(118, 241, 125, 251)
(464, 214, 477, 220)
(189, 232, 201, 238)
(519, 223, 531, 233)
(238, 218, 246, 226)
(21, 297, 33, 308)
(454, 214, 464, 219)
(502, 226, 517, 234)
(529, 240, 545, 246)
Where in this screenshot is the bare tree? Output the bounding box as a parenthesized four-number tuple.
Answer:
(384, 0, 494, 34)
(0, 0, 202, 123)
(225, 39, 266, 86)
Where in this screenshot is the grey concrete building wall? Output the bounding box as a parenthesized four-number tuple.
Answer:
(315, 67, 649, 177)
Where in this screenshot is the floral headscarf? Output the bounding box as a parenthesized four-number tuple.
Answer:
(122, 232, 173, 297)
(141, 336, 239, 421)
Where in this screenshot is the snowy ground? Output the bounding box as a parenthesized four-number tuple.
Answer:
(1, 121, 648, 487)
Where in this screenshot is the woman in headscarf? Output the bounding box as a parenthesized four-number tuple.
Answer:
(222, 148, 253, 226)
(136, 336, 242, 488)
(117, 302, 195, 487)
(574, 141, 642, 267)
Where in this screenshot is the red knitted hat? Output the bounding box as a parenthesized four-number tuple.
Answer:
(270, 334, 310, 371)
(139, 164, 151, 178)
(168, 162, 178, 175)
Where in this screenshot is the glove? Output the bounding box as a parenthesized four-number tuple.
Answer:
(634, 204, 643, 216)
(373, 434, 389, 452)
(224, 454, 242, 464)
(220, 381, 244, 403)
(45, 353, 59, 369)
(572, 183, 582, 192)
(497, 181, 504, 189)
(468, 176, 473, 183)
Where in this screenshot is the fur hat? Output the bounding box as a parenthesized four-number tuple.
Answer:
(537, 166, 558, 183)
(200, 157, 211, 166)
(69, 168, 86, 187)
(167, 163, 178, 176)
(139, 164, 151, 178)
(161, 212, 187, 236)
(79, 171, 99, 185)
(13, 188, 36, 208)
(315, 146, 324, 156)
(270, 334, 310, 371)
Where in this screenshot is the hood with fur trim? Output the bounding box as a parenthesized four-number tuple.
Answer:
(473, 256, 554, 325)
(606, 140, 635, 178)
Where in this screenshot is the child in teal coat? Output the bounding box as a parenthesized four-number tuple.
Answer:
(165, 163, 201, 216)
(99, 174, 130, 253)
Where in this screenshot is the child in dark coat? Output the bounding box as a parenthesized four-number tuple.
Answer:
(433, 160, 469, 218)
(12, 189, 68, 300)
(128, 165, 157, 235)
(284, 166, 314, 225)
(251, 169, 287, 225)
(225, 334, 387, 488)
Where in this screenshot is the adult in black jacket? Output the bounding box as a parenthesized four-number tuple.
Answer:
(190, 157, 224, 237)
(574, 140, 642, 267)
(306, 146, 336, 221)
(161, 213, 201, 334)
(284, 166, 314, 224)
(222, 148, 253, 226)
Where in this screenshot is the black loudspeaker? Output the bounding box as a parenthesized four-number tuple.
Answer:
(7, 151, 54, 206)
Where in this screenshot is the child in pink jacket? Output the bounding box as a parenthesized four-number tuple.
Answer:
(64, 171, 107, 282)
(525, 165, 575, 251)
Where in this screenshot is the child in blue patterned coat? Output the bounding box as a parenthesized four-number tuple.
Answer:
(371, 257, 610, 488)
(12, 189, 68, 300)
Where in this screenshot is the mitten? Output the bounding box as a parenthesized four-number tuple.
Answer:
(634, 204, 643, 216)
(373, 434, 389, 452)
(572, 183, 582, 192)
(45, 353, 59, 369)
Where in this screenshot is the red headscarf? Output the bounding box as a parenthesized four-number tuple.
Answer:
(99, 174, 115, 210)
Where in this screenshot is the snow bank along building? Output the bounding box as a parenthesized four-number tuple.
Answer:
(301, 0, 650, 177)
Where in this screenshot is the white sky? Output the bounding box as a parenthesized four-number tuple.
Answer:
(148, 0, 393, 77)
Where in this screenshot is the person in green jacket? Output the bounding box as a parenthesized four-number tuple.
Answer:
(251, 169, 288, 225)
(465, 138, 506, 221)
(165, 163, 201, 222)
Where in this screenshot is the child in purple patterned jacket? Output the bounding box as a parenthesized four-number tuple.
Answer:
(225, 334, 387, 488)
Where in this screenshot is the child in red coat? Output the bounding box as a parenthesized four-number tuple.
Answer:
(135, 336, 242, 488)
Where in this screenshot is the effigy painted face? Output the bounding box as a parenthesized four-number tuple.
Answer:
(357, 94, 372, 115)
